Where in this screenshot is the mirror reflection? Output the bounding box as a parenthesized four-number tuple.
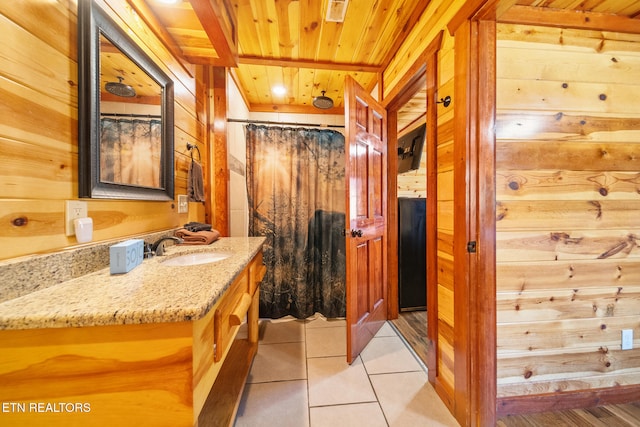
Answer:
(99, 33, 163, 189)
(78, 0, 174, 201)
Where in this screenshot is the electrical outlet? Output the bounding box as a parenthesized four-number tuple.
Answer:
(622, 329, 634, 350)
(178, 195, 188, 214)
(65, 200, 88, 236)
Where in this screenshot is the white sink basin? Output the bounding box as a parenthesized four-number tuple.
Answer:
(161, 252, 231, 266)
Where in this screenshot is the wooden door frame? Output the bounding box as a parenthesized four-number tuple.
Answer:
(383, 32, 443, 378)
(449, 5, 498, 426)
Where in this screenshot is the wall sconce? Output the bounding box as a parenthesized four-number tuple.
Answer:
(436, 95, 451, 107)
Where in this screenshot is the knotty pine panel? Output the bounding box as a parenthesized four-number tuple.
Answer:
(496, 23, 640, 400)
(0, 79, 76, 151)
(0, 1, 202, 261)
(437, 139, 454, 173)
(437, 230, 454, 256)
(0, 137, 75, 200)
(438, 35, 455, 86)
(437, 169, 454, 199)
(383, 0, 466, 95)
(438, 283, 454, 327)
(0, 199, 181, 259)
(498, 317, 640, 353)
(497, 259, 640, 292)
(496, 141, 640, 171)
(0, 14, 77, 107)
(437, 200, 454, 232)
(498, 47, 640, 86)
(497, 24, 640, 56)
(496, 113, 640, 142)
(397, 177, 426, 199)
(1, 1, 77, 61)
(496, 200, 640, 230)
(496, 230, 640, 262)
(497, 348, 640, 381)
(498, 80, 640, 114)
(437, 253, 455, 290)
(0, 321, 194, 426)
(497, 170, 640, 201)
(437, 318, 456, 395)
(497, 371, 640, 398)
(497, 286, 640, 323)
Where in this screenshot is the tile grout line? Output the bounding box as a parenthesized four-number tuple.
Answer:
(361, 322, 393, 427)
(387, 319, 429, 374)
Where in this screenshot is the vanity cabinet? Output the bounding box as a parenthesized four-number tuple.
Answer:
(0, 249, 265, 427)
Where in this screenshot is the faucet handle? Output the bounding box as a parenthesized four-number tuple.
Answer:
(151, 236, 183, 256)
(143, 242, 154, 258)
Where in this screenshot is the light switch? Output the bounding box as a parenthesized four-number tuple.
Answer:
(622, 329, 634, 350)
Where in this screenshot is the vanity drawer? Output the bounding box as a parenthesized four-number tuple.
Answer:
(213, 268, 251, 362)
(250, 251, 266, 295)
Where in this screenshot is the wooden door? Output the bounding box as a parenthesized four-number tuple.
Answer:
(344, 76, 388, 364)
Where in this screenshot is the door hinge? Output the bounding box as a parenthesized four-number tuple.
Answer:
(467, 241, 477, 253)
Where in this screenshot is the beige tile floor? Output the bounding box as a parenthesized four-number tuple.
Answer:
(234, 317, 460, 427)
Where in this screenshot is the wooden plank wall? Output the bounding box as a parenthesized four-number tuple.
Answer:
(496, 23, 640, 398)
(383, 0, 467, 414)
(0, 0, 206, 261)
(435, 32, 456, 409)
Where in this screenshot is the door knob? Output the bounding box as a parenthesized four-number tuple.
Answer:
(350, 229, 363, 238)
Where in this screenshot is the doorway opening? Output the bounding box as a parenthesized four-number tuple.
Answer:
(383, 32, 442, 374)
(389, 78, 429, 366)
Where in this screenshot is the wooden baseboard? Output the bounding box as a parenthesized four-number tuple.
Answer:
(496, 384, 640, 418)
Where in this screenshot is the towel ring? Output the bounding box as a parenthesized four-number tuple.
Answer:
(186, 143, 201, 162)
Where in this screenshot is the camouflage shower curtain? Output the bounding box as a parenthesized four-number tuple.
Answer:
(246, 124, 346, 319)
(100, 118, 161, 187)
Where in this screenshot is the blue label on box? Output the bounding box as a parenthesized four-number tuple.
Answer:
(110, 239, 144, 274)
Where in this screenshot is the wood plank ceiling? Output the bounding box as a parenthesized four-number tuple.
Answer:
(133, 0, 640, 116)
(137, 0, 430, 114)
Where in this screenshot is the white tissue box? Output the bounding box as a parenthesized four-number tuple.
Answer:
(110, 239, 144, 274)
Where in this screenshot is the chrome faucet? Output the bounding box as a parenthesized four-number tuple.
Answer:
(148, 236, 183, 256)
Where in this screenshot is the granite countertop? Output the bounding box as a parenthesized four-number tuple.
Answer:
(0, 237, 265, 330)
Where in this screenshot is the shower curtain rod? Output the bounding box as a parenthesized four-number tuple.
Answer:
(227, 118, 344, 129)
(100, 113, 161, 119)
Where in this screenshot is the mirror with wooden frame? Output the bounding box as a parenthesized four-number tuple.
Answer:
(78, 0, 174, 200)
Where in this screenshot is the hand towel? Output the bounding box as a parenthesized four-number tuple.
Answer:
(183, 221, 212, 232)
(188, 159, 205, 202)
(175, 228, 220, 245)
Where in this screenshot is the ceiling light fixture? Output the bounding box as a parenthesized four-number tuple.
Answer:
(325, 0, 349, 22)
(105, 76, 136, 98)
(313, 91, 334, 110)
(272, 85, 287, 96)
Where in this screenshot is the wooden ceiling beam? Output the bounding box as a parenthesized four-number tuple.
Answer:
(183, 54, 234, 67)
(189, 0, 239, 67)
(500, 5, 640, 34)
(238, 55, 382, 73)
(248, 103, 344, 115)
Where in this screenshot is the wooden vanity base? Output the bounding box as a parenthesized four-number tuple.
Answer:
(0, 251, 264, 427)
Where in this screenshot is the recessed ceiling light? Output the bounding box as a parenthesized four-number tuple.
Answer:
(272, 86, 286, 96)
(156, 0, 180, 4)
